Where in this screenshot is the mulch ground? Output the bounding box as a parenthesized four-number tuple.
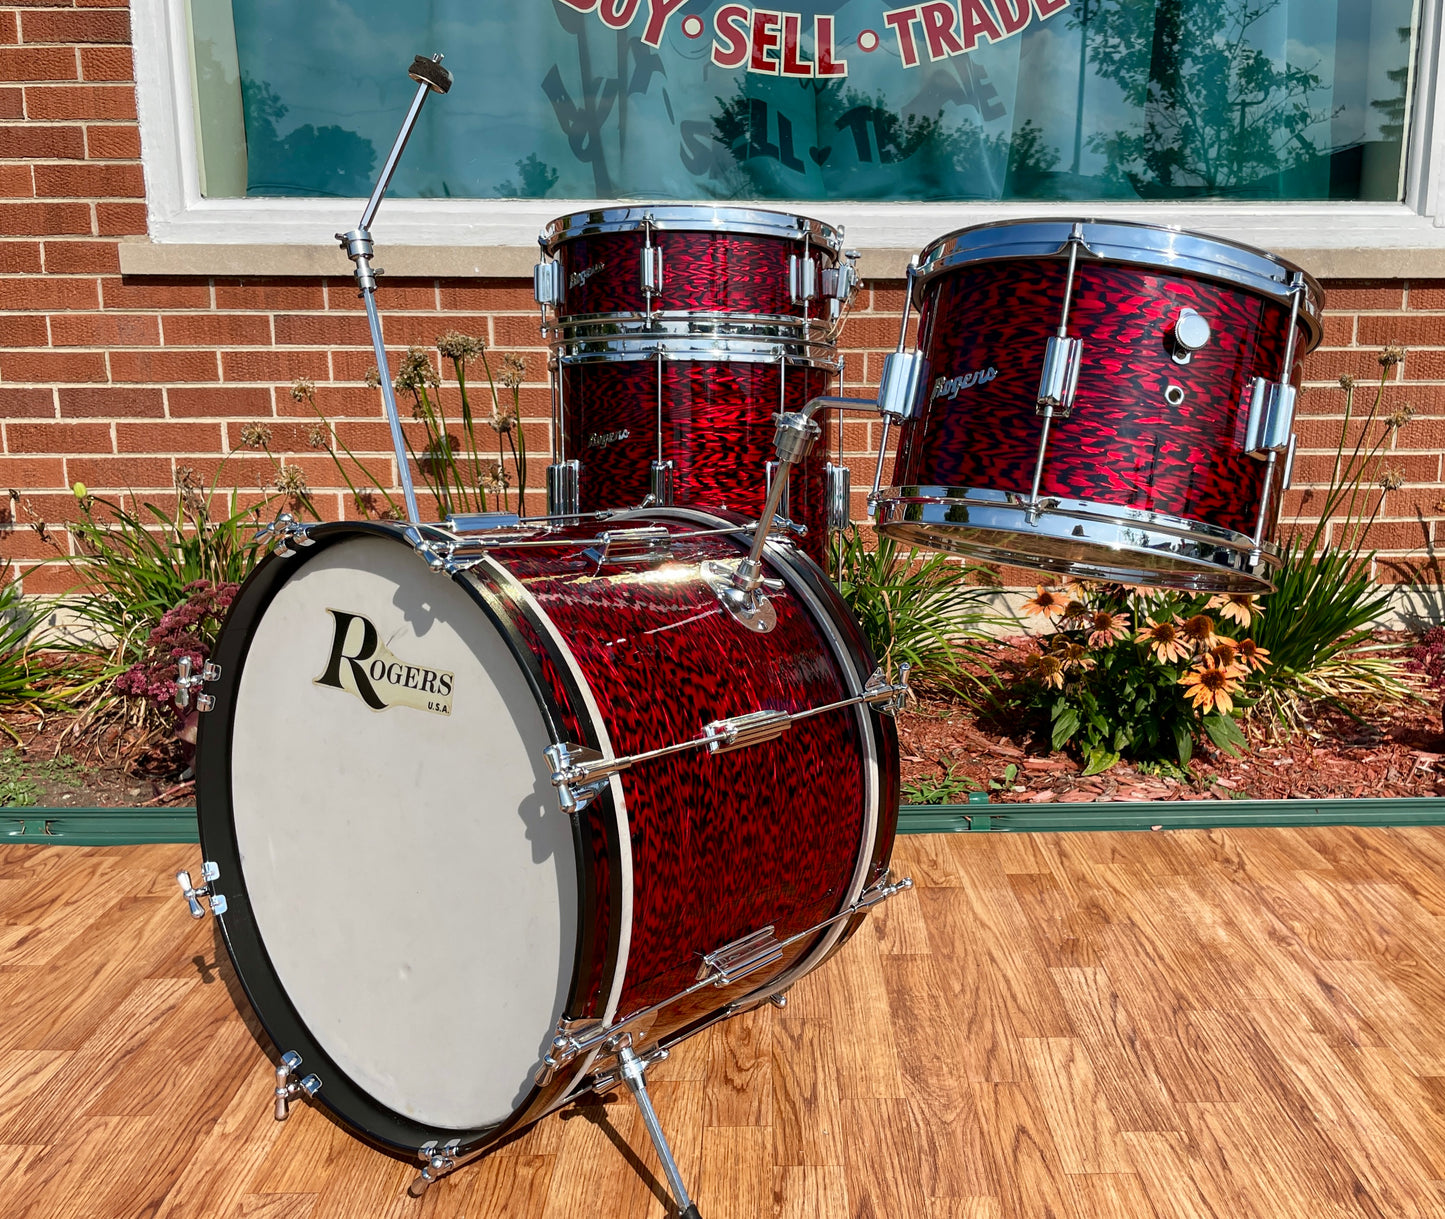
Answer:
(4, 638, 1443, 809)
(900, 689, 1445, 805)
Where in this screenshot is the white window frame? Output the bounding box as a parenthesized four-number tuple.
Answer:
(132, 0, 1445, 259)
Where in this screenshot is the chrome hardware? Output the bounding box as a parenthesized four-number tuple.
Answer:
(539, 870, 915, 1077)
(826, 462, 852, 531)
(856, 870, 915, 908)
(533, 259, 562, 307)
(544, 742, 617, 815)
(769, 992, 789, 1008)
(175, 657, 220, 711)
(703, 710, 791, 754)
(646, 460, 675, 507)
(878, 350, 923, 421)
(546, 670, 911, 815)
(1243, 377, 1296, 455)
(1282, 433, 1298, 490)
(585, 1044, 668, 1094)
(640, 216, 663, 326)
(339, 53, 452, 526)
(821, 255, 858, 303)
(175, 861, 226, 919)
(865, 663, 911, 715)
(1164, 383, 1186, 407)
(585, 526, 673, 566)
(702, 558, 780, 634)
(700, 927, 783, 985)
(1037, 335, 1083, 416)
(640, 244, 664, 295)
(764, 461, 791, 522)
(789, 253, 818, 302)
(256, 512, 315, 558)
(1170, 307, 1211, 363)
(546, 459, 581, 518)
(274, 1051, 322, 1122)
(618, 1045, 700, 1218)
(409, 1139, 462, 1197)
(447, 511, 520, 533)
(536, 1016, 606, 1086)
(773, 410, 822, 464)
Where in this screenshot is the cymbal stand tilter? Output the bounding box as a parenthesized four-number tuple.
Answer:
(335, 52, 454, 527)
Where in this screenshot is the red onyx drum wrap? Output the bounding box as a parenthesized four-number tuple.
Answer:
(496, 512, 896, 1029)
(895, 258, 1306, 539)
(561, 356, 835, 563)
(195, 511, 897, 1159)
(551, 228, 838, 323)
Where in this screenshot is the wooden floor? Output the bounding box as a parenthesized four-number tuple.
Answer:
(3, 829, 1445, 1218)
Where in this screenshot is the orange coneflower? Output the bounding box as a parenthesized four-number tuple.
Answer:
(1179, 659, 1245, 715)
(1026, 653, 1066, 689)
(1179, 613, 1217, 651)
(1060, 597, 1090, 623)
(1137, 617, 1191, 664)
(1056, 641, 1096, 672)
(1207, 593, 1260, 627)
(1086, 609, 1131, 648)
(1208, 639, 1239, 670)
(1022, 585, 1068, 619)
(1235, 638, 1271, 671)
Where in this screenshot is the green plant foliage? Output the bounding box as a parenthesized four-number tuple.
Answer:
(829, 525, 1002, 691)
(293, 335, 532, 522)
(0, 748, 90, 807)
(997, 584, 1260, 773)
(1252, 353, 1418, 726)
(0, 571, 71, 725)
(56, 475, 270, 681)
(901, 762, 980, 805)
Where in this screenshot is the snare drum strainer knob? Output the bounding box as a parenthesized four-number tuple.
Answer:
(1171, 308, 1212, 358)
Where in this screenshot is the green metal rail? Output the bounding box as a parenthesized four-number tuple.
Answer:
(897, 796, 1445, 834)
(4, 798, 1445, 847)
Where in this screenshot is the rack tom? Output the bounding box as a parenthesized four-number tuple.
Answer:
(536, 205, 856, 338)
(873, 219, 1324, 592)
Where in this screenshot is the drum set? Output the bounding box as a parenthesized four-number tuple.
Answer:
(171, 54, 1323, 1218)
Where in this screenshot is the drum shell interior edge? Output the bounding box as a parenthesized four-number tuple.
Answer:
(196, 515, 896, 1160)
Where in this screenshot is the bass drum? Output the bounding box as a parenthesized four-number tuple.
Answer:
(195, 509, 899, 1165)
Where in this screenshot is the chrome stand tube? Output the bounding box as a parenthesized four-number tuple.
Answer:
(618, 1045, 702, 1219)
(337, 54, 453, 527)
(1025, 224, 1086, 510)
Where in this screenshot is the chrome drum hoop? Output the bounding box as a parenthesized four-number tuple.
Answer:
(913, 218, 1323, 345)
(552, 309, 837, 342)
(542, 205, 844, 254)
(555, 334, 842, 371)
(873, 486, 1280, 594)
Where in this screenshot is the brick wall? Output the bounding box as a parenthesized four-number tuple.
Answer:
(2, 1, 1444, 594)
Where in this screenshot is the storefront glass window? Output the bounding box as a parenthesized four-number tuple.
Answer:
(188, 0, 1420, 202)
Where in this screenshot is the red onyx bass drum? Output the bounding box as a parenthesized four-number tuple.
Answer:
(193, 510, 900, 1168)
(537, 205, 854, 336)
(556, 337, 841, 564)
(875, 220, 1325, 592)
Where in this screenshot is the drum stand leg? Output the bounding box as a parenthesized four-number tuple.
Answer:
(618, 1044, 703, 1219)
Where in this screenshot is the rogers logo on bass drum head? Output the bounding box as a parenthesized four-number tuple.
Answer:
(314, 609, 454, 716)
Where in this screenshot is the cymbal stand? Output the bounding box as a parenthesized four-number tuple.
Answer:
(336, 53, 454, 525)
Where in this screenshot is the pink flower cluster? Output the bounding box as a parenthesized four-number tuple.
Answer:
(114, 580, 239, 718)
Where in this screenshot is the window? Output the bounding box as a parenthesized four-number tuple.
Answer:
(192, 0, 1419, 203)
(130, 0, 1445, 252)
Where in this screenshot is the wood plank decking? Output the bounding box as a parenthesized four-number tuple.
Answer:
(2, 827, 1445, 1217)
